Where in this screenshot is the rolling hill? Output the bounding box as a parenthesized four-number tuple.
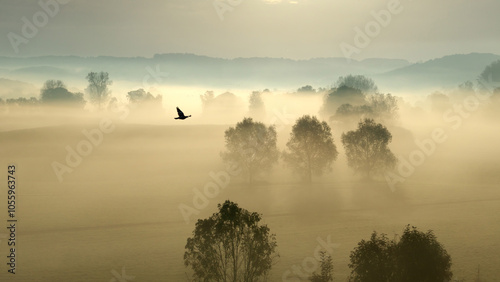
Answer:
(0, 53, 498, 96)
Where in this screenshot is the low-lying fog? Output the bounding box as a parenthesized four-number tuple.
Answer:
(1, 80, 499, 281)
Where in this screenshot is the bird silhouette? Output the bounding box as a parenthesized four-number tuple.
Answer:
(175, 107, 191, 120)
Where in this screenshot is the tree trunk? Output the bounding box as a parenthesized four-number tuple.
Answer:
(307, 154, 312, 183)
(248, 167, 252, 185)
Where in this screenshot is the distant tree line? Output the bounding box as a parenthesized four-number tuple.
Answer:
(0, 72, 164, 116)
(3, 59, 500, 124)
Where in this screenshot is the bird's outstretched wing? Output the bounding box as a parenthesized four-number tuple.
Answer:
(176, 107, 185, 118)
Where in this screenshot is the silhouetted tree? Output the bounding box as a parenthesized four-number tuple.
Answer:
(201, 91, 246, 123)
(366, 93, 399, 120)
(349, 225, 453, 282)
(221, 118, 279, 184)
(0, 98, 5, 114)
(85, 71, 112, 110)
(42, 79, 65, 90)
(200, 90, 215, 110)
(341, 119, 396, 178)
(333, 104, 374, 124)
(335, 75, 378, 94)
(427, 92, 451, 113)
(321, 85, 366, 118)
(333, 93, 398, 124)
(6, 97, 39, 107)
(126, 88, 163, 116)
(349, 232, 394, 282)
(283, 115, 338, 183)
(107, 97, 118, 112)
(393, 225, 453, 282)
(478, 59, 500, 92)
(184, 200, 278, 281)
(40, 80, 85, 108)
(297, 85, 316, 93)
(310, 251, 334, 282)
(248, 91, 266, 120)
(448, 81, 476, 104)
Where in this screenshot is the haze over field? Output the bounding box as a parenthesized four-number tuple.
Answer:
(1, 1, 500, 281)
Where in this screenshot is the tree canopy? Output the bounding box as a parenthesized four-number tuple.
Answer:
(221, 118, 279, 183)
(85, 71, 112, 110)
(427, 92, 451, 113)
(201, 91, 246, 123)
(334, 75, 378, 94)
(126, 88, 163, 116)
(40, 79, 85, 108)
(184, 200, 278, 282)
(349, 232, 393, 282)
(321, 85, 366, 118)
(297, 85, 316, 93)
(349, 225, 452, 282)
(283, 115, 338, 182)
(310, 251, 334, 282)
(332, 93, 398, 125)
(365, 93, 399, 121)
(248, 91, 266, 120)
(478, 59, 500, 92)
(341, 118, 396, 178)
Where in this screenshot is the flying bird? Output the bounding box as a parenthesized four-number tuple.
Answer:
(175, 107, 191, 120)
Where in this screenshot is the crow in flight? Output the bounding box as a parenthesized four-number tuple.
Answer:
(175, 107, 191, 120)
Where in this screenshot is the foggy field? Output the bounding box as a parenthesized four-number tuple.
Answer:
(2, 0, 500, 280)
(1, 114, 499, 281)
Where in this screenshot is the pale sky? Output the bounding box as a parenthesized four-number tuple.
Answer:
(1, 0, 499, 61)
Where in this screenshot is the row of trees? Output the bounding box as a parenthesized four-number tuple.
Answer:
(0, 72, 111, 110)
(221, 116, 396, 183)
(1, 72, 164, 116)
(184, 200, 453, 281)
